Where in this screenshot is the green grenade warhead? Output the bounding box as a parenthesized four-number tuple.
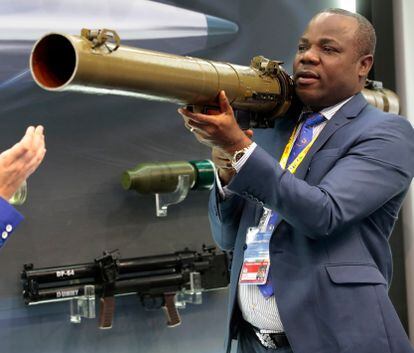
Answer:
(121, 160, 214, 194)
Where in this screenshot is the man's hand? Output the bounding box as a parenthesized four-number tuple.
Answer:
(0, 126, 46, 201)
(212, 130, 254, 186)
(178, 90, 252, 156)
(211, 147, 235, 186)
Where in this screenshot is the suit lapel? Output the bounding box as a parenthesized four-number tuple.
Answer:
(294, 93, 368, 180)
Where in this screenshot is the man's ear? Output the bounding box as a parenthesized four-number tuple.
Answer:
(358, 54, 374, 78)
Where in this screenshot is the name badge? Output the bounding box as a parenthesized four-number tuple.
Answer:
(239, 226, 272, 285)
(239, 208, 277, 285)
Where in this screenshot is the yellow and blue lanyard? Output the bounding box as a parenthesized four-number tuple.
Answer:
(279, 122, 321, 172)
(262, 121, 321, 230)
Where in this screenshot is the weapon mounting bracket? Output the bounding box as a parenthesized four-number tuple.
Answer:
(250, 55, 284, 76)
(365, 79, 383, 90)
(81, 28, 121, 53)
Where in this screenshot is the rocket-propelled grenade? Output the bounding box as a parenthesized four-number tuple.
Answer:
(122, 160, 214, 194)
(30, 29, 294, 128)
(30, 29, 400, 129)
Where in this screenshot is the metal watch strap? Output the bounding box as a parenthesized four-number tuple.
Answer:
(231, 145, 252, 169)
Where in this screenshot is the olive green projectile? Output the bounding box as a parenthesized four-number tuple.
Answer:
(122, 160, 214, 194)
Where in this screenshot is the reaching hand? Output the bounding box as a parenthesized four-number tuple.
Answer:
(0, 126, 46, 201)
(178, 90, 253, 156)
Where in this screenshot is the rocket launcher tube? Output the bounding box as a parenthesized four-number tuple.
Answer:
(30, 29, 400, 127)
(30, 29, 294, 127)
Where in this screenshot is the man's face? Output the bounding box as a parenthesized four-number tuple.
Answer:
(293, 13, 371, 109)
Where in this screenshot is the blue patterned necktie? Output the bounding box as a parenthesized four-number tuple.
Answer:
(258, 112, 326, 298)
(286, 112, 326, 166)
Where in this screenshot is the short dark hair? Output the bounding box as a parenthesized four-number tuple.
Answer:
(315, 8, 376, 57)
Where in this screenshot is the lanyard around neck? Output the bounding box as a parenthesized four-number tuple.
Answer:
(279, 122, 321, 174)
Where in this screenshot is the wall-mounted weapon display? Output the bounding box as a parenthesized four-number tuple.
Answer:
(30, 29, 400, 130)
(22, 246, 229, 328)
(122, 160, 215, 216)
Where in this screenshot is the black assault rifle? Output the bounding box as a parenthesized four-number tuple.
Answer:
(22, 245, 229, 328)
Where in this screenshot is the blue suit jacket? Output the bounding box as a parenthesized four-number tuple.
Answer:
(209, 93, 414, 353)
(0, 197, 23, 249)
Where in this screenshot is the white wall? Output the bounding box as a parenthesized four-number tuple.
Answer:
(393, 0, 414, 342)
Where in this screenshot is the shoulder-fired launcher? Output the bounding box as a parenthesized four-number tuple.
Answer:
(30, 29, 399, 128)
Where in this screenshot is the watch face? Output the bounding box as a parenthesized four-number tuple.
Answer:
(232, 145, 251, 169)
(234, 151, 245, 162)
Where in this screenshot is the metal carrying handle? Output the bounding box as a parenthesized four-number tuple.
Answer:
(81, 28, 121, 52)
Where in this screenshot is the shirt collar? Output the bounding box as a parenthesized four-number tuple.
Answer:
(301, 95, 355, 121)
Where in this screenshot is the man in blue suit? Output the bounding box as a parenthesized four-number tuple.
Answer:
(179, 8, 414, 353)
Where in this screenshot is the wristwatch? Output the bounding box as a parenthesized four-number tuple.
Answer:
(231, 145, 252, 169)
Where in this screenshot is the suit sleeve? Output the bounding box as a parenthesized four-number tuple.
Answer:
(0, 197, 24, 249)
(208, 183, 245, 251)
(227, 116, 414, 239)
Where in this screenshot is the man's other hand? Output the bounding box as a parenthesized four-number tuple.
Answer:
(0, 126, 46, 201)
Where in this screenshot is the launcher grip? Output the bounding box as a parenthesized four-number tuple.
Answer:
(99, 296, 115, 329)
(163, 292, 181, 327)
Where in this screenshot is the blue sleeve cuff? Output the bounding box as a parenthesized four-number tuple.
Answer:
(0, 197, 24, 248)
